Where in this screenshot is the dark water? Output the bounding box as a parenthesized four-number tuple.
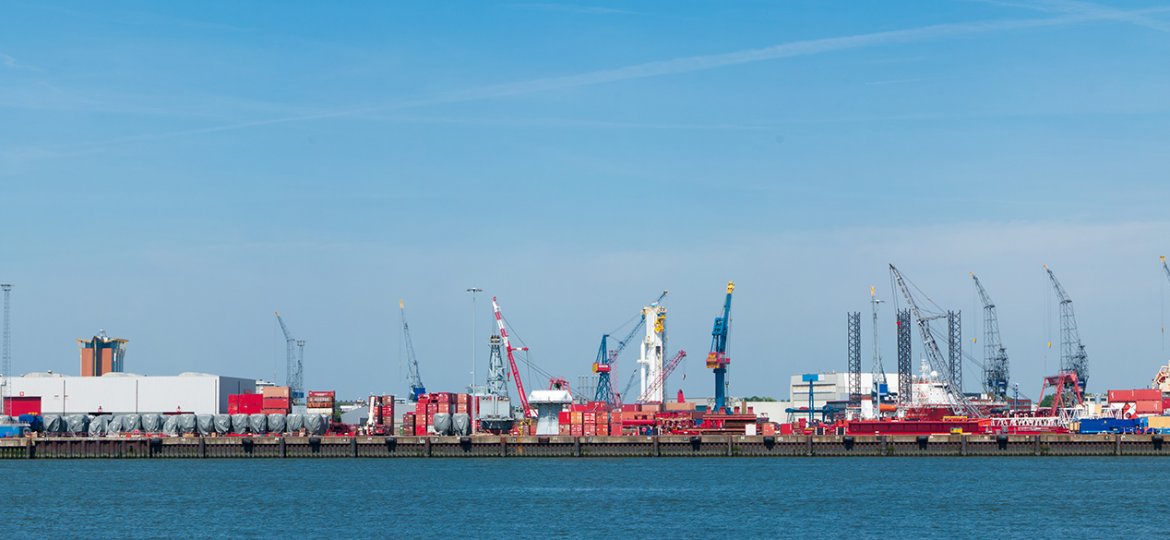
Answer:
(4, 457, 1166, 538)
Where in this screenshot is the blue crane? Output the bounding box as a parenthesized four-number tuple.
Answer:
(706, 281, 734, 413)
(400, 300, 426, 402)
(597, 291, 668, 407)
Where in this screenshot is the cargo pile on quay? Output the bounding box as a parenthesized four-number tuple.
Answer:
(4, 260, 1170, 457)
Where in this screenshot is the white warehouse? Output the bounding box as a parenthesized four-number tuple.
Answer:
(1, 372, 257, 415)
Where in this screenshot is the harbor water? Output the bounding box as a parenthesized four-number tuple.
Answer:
(3, 457, 1167, 538)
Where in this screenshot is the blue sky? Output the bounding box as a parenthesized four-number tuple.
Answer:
(2, 1, 1169, 401)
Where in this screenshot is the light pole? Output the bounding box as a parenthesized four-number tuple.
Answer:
(466, 287, 482, 435)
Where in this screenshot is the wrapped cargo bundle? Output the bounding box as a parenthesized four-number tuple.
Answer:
(162, 415, 180, 436)
(213, 414, 232, 435)
(248, 413, 267, 434)
(0, 415, 10, 424)
(107, 415, 125, 435)
(42, 414, 64, 434)
(452, 413, 471, 436)
(433, 413, 452, 436)
(88, 415, 110, 436)
(285, 414, 304, 433)
(196, 414, 215, 436)
(140, 414, 163, 433)
(230, 414, 250, 434)
(304, 413, 327, 435)
(178, 414, 197, 435)
(122, 414, 142, 433)
(66, 414, 90, 434)
(267, 413, 286, 434)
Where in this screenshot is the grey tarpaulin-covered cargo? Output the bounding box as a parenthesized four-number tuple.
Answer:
(196, 414, 215, 436)
(107, 415, 125, 435)
(66, 414, 90, 434)
(285, 414, 304, 433)
(248, 413, 267, 434)
(88, 415, 110, 436)
(266, 413, 286, 434)
(42, 414, 64, 434)
(140, 414, 163, 433)
(304, 413, 327, 435)
(177, 414, 197, 435)
(452, 413, 471, 436)
(122, 414, 142, 433)
(162, 415, 180, 436)
(433, 413, 452, 436)
(231, 414, 250, 434)
(213, 414, 232, 434)
(0, 416, 10, 425)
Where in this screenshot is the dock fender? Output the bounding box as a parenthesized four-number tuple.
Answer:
(916, 435, 929, 449)
(996, 434, 1008, 450)
(843, 436, 855, 450)
(763, 436, 775, 448)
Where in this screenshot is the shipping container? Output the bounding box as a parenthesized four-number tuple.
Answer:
(1137, 400, 1162, 414)
(571, 411, 583, 425)
(263, 397, 290, 410)
(558, 411, 571, 425)
(1146, 416, 1170, 429)
(570, 425, 583, 437)
(3, 396, 41, 416)
(262, 386, 291, 399)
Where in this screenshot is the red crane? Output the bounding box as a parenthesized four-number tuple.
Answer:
(492, 296, 533, 417)
(639, 350, 687, 403)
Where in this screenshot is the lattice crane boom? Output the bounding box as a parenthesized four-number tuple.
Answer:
(639, 350, 687, 403)
(706, 281, 734, 412)
(888, 265, 980, 417)
(1044, 265, 1088, 390)
(492, 296, 532, 416)
(971, 273, 1009, 400)
(597, 290, 667, 406)
(399, 300, 426, 401)
(1162, 256, 1170, 284)
(274, 311, 304, 404)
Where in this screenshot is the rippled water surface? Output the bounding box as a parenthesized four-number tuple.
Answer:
(4, 457, 1167, 538)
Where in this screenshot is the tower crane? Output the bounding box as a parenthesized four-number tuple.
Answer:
(595, 291, 668, 407)
(706, 281, 734, 413)
(274, 311, 304, 404)
(399, 300, 426, 401)
(492, 296, 533, 417)
(888, 265, 981, 417)
(639, 350, 687, 403)
(870, 286, 888, 397)
(1044, 265, 1088, 392)
(971, 273, 1010, 400)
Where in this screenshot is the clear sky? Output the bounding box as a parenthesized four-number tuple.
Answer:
(2, 1, 1169, 402)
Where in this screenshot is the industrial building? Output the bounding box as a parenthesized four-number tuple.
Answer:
(78, 331, 128, 377)
(788, 372, 901, 411)
(0, 372, 257, 415)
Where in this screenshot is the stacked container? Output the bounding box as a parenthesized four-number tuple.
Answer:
(228, 394, 263, 414)
(306, 391, 335, 418)
(1109, 389, 1164, 414)
(262, 386, 292, 415)
(372, 395, 395, 430)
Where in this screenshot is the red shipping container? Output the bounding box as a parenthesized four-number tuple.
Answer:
(597, 412, 609, 425)
(1109, 390, 1135, 402)
(4, 396, 41, 416)
(239, 394, 264, 414)
(1163, 397, 1170, 412)
(263, 397, 290, 410)
(570, 425, 583, 437)
(1133, 389, 1162, 401)
(597, 423, 609, 436)
(558, 411, 571, 424)
(427, 403, 438, 415)
(621, 404, 639, 412)
(308, 391, 336, 398)
(559, 424, 570, 435)
(583, 412, 596, 424)
(414, 424, 427, 436)
(584, 425, 596, 437)
(611, 411, 623, 422)
(1137, 400, 1162, 414)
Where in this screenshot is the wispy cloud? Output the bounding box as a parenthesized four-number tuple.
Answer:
(503, 3, 634, 15)
(975, 0, 1170, 32)
(1, 52, 21, 69)
(20, 5, 1170, 153)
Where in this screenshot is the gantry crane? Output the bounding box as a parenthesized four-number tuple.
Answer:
(596, 291, 668, 407)
(1044, 265, 1088, 393)
(399, 300, 426, 401)
(706, 281, 735, 413)
(971, 273, 1010, 400)
(889, 265, 981, 417)
(492, 296, 533, 417)
(639, 350, 687, 403)
(274, 311, 304, 404)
